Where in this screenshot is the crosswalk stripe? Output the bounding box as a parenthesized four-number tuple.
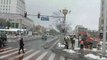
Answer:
(0, 48, 18, 55)
(60, 56, 65, 60)
(23, 50, 41, 60)
(0, 47, 12, 51)
(35, 51, 48, 60)
(48, 53, 55, 60)
(15, 49, 34, 58)
(0, 49, 26, 59)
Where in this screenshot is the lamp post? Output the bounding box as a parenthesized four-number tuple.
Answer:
(59, 9, 71, 53)
(62, 9, 69, 36)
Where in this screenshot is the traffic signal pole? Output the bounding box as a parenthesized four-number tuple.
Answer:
(27, 14, 63, 18)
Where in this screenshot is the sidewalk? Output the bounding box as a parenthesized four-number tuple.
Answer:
(51, 44, 107, 60)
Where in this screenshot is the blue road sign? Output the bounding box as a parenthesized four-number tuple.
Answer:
(41, 16, 49, 21)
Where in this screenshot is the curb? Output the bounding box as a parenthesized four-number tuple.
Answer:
(51, 47, 90, 60)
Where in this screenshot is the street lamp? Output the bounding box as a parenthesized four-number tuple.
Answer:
(63, 9, 68, 22)
(61, 9, 70, 35)
(60, 9, 70, 50)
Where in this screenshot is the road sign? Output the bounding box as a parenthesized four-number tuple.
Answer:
(41, 16, 49, 21)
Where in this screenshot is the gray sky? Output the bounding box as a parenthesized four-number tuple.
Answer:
(25, 0, 100, 30)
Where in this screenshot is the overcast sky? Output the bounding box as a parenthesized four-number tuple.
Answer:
(25, 0, 101, 30)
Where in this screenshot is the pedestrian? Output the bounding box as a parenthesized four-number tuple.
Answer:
(18, 38, 25, 54)
(0, 36, 4, 48)
(64, 36, 69, 49)
(70, 35, 75, 49)
(79, 40, 84, 58)
(80, 40, 84, 50)
(0, 38, 2, 48)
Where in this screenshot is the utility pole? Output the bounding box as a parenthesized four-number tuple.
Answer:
(102, 0, 107, 56)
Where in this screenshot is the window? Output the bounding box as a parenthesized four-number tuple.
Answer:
(102, 7, 104, 12)
(7, 0, 8, 4)
(101, 19, 104, 24)
(4, 0, 5, 4)
(101, 13, 103, 17)
(1, 0, 3, 4)
(6, 9, 7, 11)
(102, 0, 104, 5)
(9, 0, 11, 4)
(11, 23, 14, 28)
(101, 27, 103, 31)
(16, 23, 19, 28)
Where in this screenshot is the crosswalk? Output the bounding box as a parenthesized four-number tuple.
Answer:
(0, 47, 66, 60)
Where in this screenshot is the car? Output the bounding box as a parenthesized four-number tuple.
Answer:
(41, 35, 47, 40)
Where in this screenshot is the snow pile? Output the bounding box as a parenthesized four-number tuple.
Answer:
(92, 48, 97, 52)
(63, 49, 76, 54)
(74, 47, 80, 50)
(100, 57, 107, 60)
(57, 43, 65, 48)
(85, 54, 107, 60)
(85, 54, 100, 59)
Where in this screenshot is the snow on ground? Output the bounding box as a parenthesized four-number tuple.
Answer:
(85, 53, 107, 60)
(74, 47, 80, 50)
(57, 43, 65, 48)
(63, 49, 76, 54)
(92, 48, 98, 52)
(85, 54, 100, 59)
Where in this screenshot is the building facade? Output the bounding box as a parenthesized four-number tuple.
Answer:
(75, 25, 88, 34)
(99, 0, 107, 39)
(87, 30, 98, 37)
(0, 13, 33, 30)
(0, 0, 34, 33)
(0, 0, 25, 14)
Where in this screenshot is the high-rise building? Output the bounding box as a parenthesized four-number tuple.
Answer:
(0, 0, 25, 14)
(99, 0, 106, 39)
(0, 0, 34, 33)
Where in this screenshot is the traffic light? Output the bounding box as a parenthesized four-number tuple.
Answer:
(37, 13, 40, 18)
(24, 12, 27, 18)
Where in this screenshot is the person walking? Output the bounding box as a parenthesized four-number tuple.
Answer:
(18, 38, 25, 54)
(80, 40, 84, 50)
(64, 36, 69, 49)
(79, 39, 84, 57)
(70, 35, 75, 49)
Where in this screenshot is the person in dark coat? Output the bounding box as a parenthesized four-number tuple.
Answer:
(64, 36, 69, 49)
(70, 35, 75, 49)
(18, 38, 25, 54)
